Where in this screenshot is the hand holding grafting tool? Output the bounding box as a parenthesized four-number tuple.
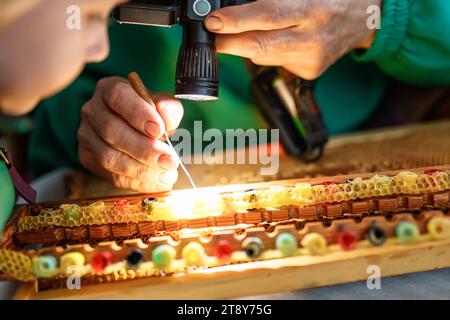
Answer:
(128, 72, 197, 189)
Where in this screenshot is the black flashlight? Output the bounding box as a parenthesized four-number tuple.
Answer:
(113, 0, 254, 101)
(175, 0, 219, 101)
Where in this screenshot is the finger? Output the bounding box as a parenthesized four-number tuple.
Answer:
(282, 64, 326, 80)
(153, 93, 184, 133)
(78, 146, 118, 185)
(78, 119, 173, 179)
(215, 29, 304, 59)
(113, 169, 178, 193)
(82, 100, 179, 170)
(250, 57, 327, 79)
(79, 148, 177, 193)
(205, 0, 306, 34)
(251, 52, 302, 67)
(97, 77, 166, 139)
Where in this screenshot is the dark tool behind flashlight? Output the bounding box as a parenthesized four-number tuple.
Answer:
(249, 65, 328, 162)
(113, 0, 255, 101)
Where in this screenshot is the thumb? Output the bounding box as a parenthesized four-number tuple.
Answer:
(153, 93, 184, 133)
(205, 0, 303, 34)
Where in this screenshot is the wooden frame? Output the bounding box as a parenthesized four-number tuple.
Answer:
(2, 165, 450, 299)
(14, 237, 450, 299)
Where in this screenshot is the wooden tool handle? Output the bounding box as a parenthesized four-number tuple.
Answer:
(128, 72, 156, 109)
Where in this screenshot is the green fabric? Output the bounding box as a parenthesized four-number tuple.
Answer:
(355, 0, 450, 86)
(0, 160, 15, 233)
(0, 116, 34, 135)
(28, 0, 450, 177)
(316, 56, 386, 134)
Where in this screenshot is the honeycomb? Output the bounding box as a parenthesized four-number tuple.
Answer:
(16, 170, 450, 231)
(0, 249, 35, 281)
(222, 170, 450, 212)
(18, 202, 155, 232)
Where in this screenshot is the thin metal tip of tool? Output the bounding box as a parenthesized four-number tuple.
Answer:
(165, 132, 197, 189)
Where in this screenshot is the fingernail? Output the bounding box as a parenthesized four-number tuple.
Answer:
(159, 171, 176, 185)
(205, 16, 223, 31)
(158, 154, 178, 171)
(145, 121, 162, 138)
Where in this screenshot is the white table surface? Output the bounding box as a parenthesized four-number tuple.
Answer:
(1, 169, 449, 300)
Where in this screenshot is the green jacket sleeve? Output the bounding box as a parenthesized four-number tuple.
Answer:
(355, 0, 450, 86)
(0, 161, 15, 233)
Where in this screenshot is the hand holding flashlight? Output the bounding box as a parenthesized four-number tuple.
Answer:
(77, 76, 184, 193)
(206, 0, 380, 80)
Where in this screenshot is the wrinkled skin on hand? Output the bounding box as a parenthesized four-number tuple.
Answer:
(78, 77, 184, 193)
(206, 0, 381, 79)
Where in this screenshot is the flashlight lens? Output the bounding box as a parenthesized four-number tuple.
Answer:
(175, 94, 218, 101)
(193, 0, 212, 16)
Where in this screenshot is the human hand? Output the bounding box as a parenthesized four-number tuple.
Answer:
(78, 77, 184, 193)
(205, 0, 381, 79)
